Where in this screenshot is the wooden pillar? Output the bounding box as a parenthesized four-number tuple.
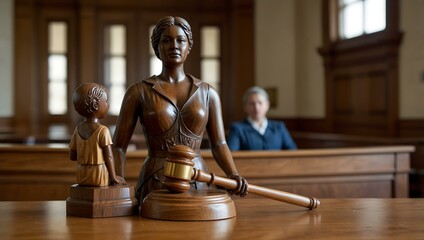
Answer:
(14, 0, 39, 133)
(78, 3, 97, 85)
(71, 3, 98, 127)
(225, 0, 254, 126)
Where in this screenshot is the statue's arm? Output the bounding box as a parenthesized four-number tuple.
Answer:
(103, 144, 126, 185)
(206, 87, 248, 196)
(206, 88, 237, 175)
(112, 85, 141, 177)
(69, 131, 77, 161)
(70, 150, 77, 161)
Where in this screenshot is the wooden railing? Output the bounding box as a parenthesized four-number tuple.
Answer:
(0, 144, 413, 201)
(292, 132, 424, 197)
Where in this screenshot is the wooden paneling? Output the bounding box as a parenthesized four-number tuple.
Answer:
(292, 131, 424, 197)
(399, 119, 424, 137)
(0, 144, 412, 200)
(225, 2, 254, 125)
(319, 0, 402, 137)
(202, 147, 411, 198)
(78, 5, 97, 85)
(12, 0, 254, 132)
(14, 0, 38, 132)
(0, 118, 13, 133)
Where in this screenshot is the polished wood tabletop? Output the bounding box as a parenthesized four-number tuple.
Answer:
(1, 198, 423, 239)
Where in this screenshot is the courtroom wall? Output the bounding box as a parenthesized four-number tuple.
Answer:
(399, 0, 424, 118)
(255, 0, 324, 119)
(256, 0, 424, 120)
(2, 0, 424, 123)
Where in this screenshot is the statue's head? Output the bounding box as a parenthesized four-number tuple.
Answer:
(151, 16, 193, 60)
(72, 83, 107, 118)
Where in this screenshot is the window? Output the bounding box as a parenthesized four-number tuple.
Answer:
(200, 26, 221, 92)
(339, 0, 386, 39)
(48, 22, 68, 115)
(104, 25, 127, 115)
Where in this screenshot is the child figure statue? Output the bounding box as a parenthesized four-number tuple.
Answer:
(66, 83, 137, 218)
(69, 83, 125, 186)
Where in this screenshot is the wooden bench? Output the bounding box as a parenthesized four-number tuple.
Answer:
(292, 132, 424, 197)
(0, 144, 413, 200)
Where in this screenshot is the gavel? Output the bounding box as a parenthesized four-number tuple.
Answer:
(162, 145, 320, 210)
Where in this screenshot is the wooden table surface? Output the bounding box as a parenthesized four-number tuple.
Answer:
(1, 198, 423, 239)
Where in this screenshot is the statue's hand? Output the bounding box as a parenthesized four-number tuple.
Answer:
(111, 175, 127, 186)
(228, 174, 248, 197)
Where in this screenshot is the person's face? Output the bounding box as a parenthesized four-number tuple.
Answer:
(158, 25, 189, 65)
(244, 93, 270, 121)
(96, 92, 109, 119)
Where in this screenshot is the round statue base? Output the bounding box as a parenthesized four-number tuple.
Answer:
(140, 189, 236, 221)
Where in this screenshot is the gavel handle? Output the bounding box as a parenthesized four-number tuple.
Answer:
(193, 169, 320, 210)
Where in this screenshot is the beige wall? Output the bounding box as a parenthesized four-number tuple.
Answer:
(0, 0, 13, 117)
(255, 0, 297, 117)
(295, 0, 324, 118)
(255, 0, 324, 118)
(400, 0, 424, 118)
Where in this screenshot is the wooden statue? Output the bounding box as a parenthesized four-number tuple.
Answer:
(66, 83, 137, 218)
(112, 16, 248, 212)
(113, 16, 319, 221)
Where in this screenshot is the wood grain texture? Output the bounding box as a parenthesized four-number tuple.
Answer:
(66, 184, 137, 218)
(140, 189, 236, 221)
(1, 198, 423, 239)
(0, 144, 413, 200)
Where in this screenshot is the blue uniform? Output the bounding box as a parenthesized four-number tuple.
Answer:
(227, 119, 297, 151)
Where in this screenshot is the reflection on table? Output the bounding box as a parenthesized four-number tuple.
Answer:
(1, 198, 423, 239)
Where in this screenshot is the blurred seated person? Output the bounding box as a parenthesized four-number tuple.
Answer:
(227, 86, 297, 151)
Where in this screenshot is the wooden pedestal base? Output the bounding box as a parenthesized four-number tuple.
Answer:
(66, 184, 137, 218)
(140, 189, 236, 221)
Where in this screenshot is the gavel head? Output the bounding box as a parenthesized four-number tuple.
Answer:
(163, 145, 196, 193)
